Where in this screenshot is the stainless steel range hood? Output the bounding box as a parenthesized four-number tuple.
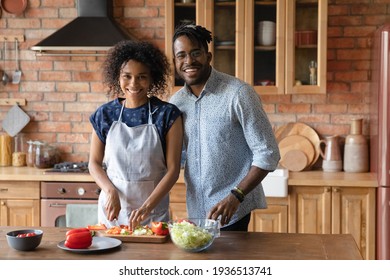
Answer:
(30, 0, 136, 56)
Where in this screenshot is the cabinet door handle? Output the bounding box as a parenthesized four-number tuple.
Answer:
(0, 188, 8, 192)
(325, 187, 331, 192)
(333, 188, 340, 192)
(1, 201, 5, 206)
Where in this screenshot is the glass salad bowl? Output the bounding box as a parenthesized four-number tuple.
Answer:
(168, 218, 219, 252)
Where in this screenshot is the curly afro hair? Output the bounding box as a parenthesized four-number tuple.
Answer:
(103, 40, 171, 98)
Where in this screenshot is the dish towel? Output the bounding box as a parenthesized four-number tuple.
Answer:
(66, 204, 98, 227)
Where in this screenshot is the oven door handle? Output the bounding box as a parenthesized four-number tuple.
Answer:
(48, 203, 67, 208)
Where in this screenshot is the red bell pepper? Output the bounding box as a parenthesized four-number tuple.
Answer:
(65, 228, 90, 237)
(151, 221, 169, 236)
(65, 228, 93, 249)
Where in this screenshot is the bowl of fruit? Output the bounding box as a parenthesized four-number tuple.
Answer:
(6, 229, 43, 251)
(168, 218, 219, 252)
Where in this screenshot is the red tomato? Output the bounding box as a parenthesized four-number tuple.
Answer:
(16, 233, 27, 238)
(26, 233, 36, 237)
(151, 221, 169, 236)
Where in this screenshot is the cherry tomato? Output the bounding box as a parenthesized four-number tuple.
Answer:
(26, 233, 36, 237)
(16, 233, 27, 238)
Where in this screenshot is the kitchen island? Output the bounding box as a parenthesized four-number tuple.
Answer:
(0, 226, 362, 260)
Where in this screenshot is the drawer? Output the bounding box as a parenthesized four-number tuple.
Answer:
(0, 181, 40, 199)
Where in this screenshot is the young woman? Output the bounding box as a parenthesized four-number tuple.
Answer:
(89, 41, 183, 229)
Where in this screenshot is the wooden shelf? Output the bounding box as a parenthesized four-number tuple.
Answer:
(0, 99, 26, 106)
(0, 35, 24, 42)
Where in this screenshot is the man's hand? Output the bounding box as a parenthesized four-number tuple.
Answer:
(207, 193, 240, 226)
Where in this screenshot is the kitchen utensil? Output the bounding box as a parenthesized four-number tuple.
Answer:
(12, 39, 21, 84)
(274, 122, 321, 168)
(319, 135, 342, 172)
(281, 149, 308, 172)
(2, 40, 9, 86)
(278, 134, 315, 169)
(1, 0, 27, 15)
(2, 104, 30, 137)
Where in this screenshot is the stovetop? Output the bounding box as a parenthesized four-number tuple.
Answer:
(44, 162, 89, 173)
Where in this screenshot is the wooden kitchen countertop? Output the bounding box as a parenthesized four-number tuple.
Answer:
(0, 166, 94, 182)
(0, 226, 363, 260)
(0, 167, 377, 187)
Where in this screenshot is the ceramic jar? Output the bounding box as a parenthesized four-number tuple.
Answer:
(343, 118, 369, 172)
(319, 135, 342, 172)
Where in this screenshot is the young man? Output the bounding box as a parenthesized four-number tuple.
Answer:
(169, 24, 280, 231)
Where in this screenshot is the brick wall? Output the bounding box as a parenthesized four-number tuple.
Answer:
(0, 0, 389, 163)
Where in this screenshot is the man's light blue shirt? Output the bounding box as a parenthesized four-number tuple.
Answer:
(170, 68, 280, 227)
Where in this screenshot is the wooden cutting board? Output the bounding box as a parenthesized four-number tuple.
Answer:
(278, 135, 315, 171)
(275, 122, 320, 167)
(281, 149, 308, 172)
(95, 231, 169, 243)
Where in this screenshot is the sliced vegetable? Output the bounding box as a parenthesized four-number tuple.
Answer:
(132, 225, 153, 236)
(86, 223, 107, 230)
(151, 221, 169, 236)
(105, 225, 131, 235)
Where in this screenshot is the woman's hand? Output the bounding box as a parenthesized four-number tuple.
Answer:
(207, 194, 240, 226)
(104, 188, 121, 221)
(128, 206, 151, 231)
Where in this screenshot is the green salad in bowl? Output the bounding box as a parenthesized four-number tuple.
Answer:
(168, 218, 219, 252)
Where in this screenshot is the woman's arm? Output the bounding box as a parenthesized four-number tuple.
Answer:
(129, 115, 183, 228)
(88, 130, 121, 221)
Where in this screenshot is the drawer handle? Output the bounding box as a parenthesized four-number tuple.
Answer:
(0, 188, 8, 192)
(1, 201, 5, 206)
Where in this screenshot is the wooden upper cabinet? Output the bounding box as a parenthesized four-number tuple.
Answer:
(285, 0, 328, 94)
(165, 0, 327, 96)
(245, 0, 286, 95)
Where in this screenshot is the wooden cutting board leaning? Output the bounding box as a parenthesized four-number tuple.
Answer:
(274, 122, 320, 169)
(278, 134, 315, 171)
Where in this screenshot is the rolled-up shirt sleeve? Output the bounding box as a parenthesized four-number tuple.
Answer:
(234, 83, 280, 171)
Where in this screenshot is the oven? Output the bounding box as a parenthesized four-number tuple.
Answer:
(40, 181, 101, 227)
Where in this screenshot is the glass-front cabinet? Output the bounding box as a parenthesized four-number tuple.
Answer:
(285, 0, 327, 94)
(165, 0, 327, 95)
